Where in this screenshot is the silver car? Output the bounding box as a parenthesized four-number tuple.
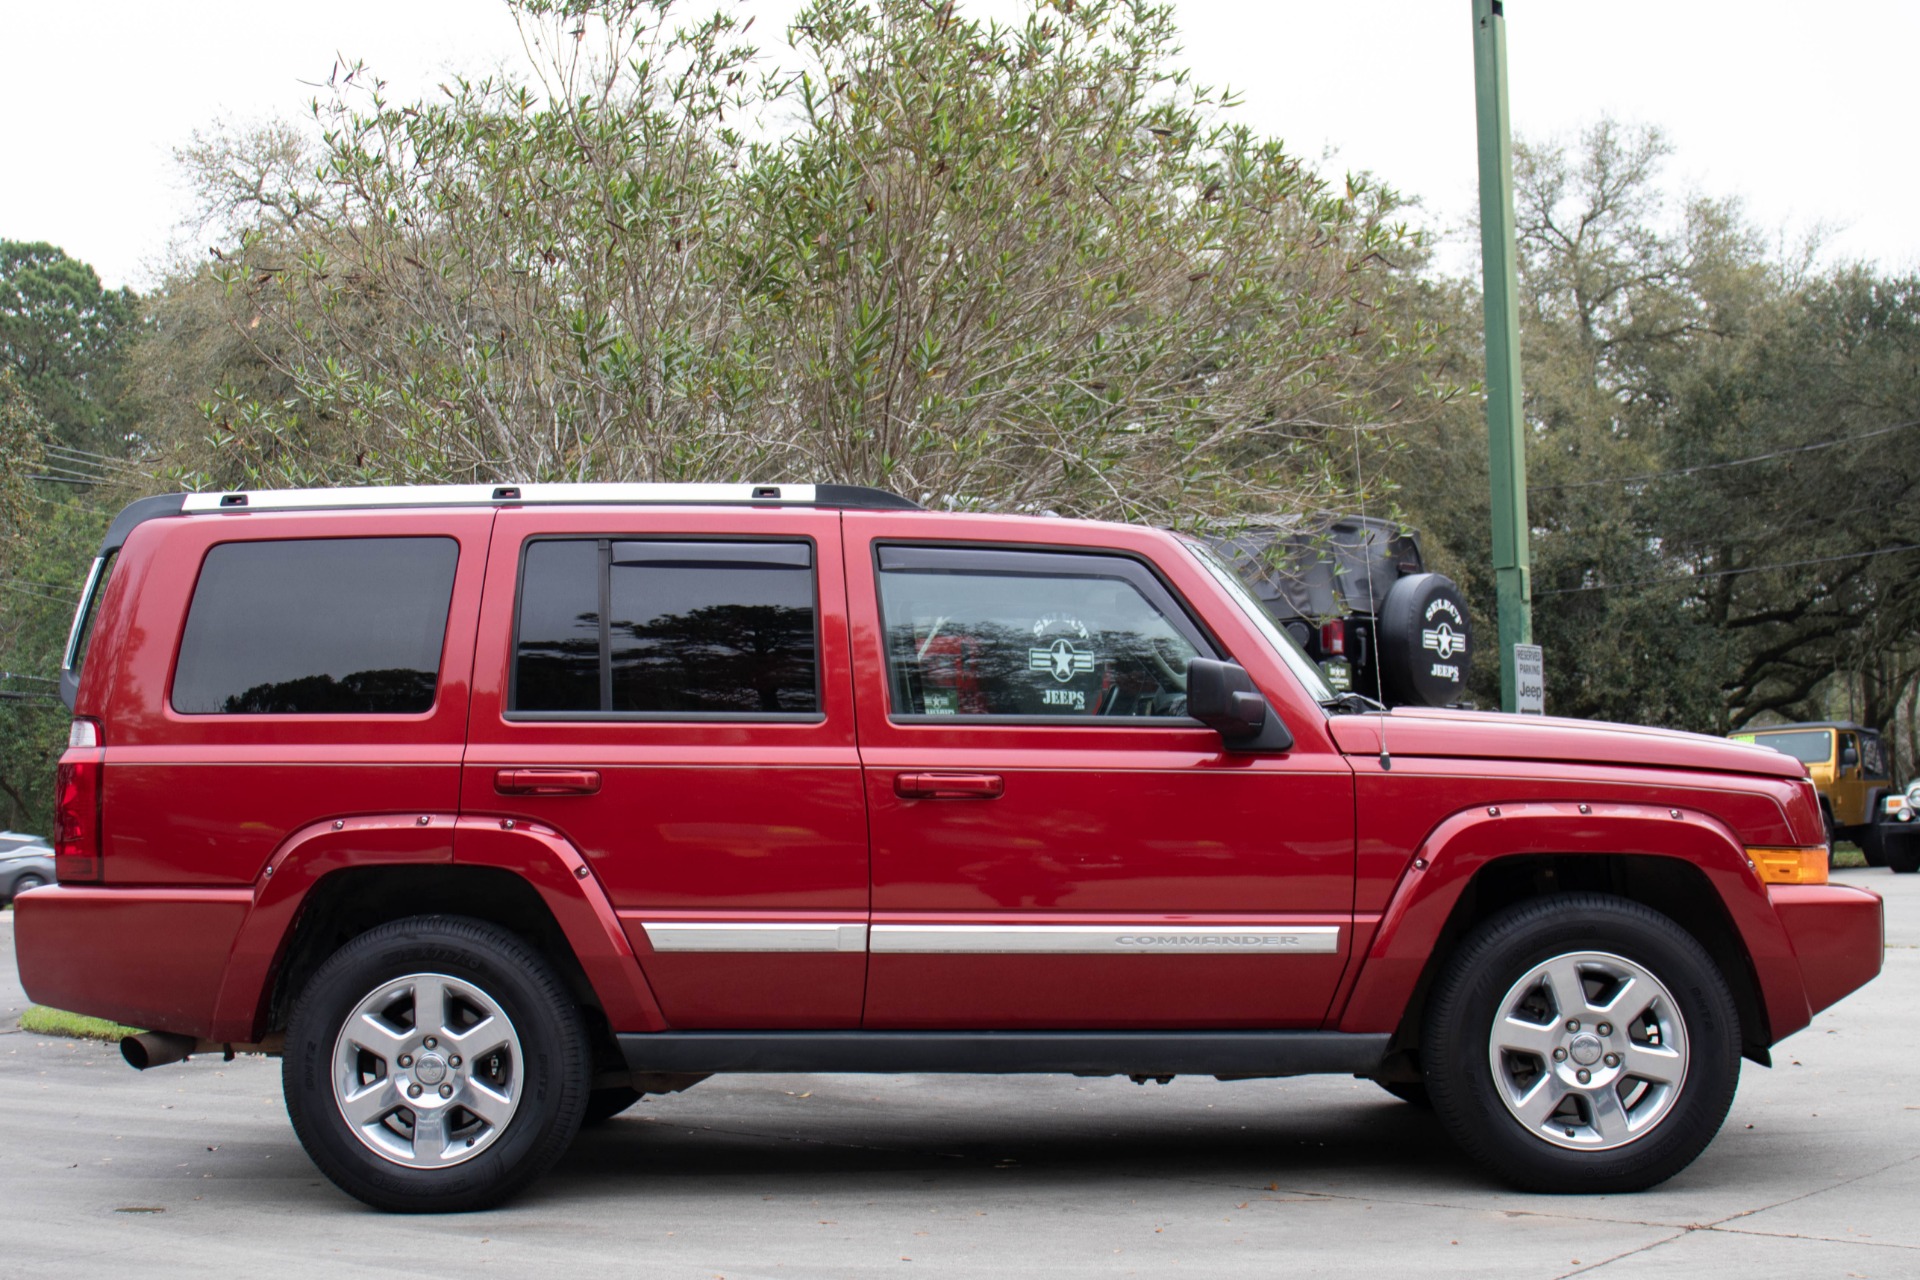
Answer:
(0, 831, 53, 904)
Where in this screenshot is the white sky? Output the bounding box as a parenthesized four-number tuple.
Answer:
(3, 0, 1915, 290)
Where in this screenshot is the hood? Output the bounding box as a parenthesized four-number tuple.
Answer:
(1324, 706, 1807, 780)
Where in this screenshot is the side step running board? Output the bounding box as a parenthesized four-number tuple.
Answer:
(616, 1030, 1390, 1078)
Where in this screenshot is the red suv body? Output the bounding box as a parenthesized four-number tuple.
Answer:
(16, 485, 1882, 1211)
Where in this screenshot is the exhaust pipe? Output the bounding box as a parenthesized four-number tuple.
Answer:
(121, 1032, 197, 1071)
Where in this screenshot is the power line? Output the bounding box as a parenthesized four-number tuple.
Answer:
(1533, 418, 1920, 492)
(0, 581, 75, 605)
(1537, 541, 1920, 596)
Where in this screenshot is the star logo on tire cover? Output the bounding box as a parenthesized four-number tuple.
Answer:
(1422, 622, 1466, 661)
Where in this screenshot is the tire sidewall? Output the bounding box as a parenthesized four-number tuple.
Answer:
(1424, 895, 1740, 1194)
(283, 916, 589, 1213)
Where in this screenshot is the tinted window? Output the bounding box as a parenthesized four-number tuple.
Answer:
(514, 539, 602, 712)
(876, 546, 1203, 719)
(173, 538, 458, 715)
(512, 540, 818, 717)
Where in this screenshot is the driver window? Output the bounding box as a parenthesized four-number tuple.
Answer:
(876, 545, 1205, 719)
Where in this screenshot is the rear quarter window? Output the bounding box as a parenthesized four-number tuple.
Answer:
(171, 537, 459, 715)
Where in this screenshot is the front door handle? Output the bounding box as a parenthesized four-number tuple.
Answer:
(895, 772, 1004, 800)
(494, 768, 602, 796)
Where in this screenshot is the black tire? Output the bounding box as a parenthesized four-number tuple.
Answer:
(9, 871, 47, 900)
(1855, 824, 1888, 867)
(1821, 804, 1837, 852)
(1423, 894, 1740, 1194)
(283, 915, 590, 1213)
(1887, 842, 1920, 874)
(1376, 1078, 1433, 1110)
(582, 1086, 644, 1126)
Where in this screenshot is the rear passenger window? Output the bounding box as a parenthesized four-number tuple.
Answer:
(511, 539, 819, 718)
(173, 538, 458, 715)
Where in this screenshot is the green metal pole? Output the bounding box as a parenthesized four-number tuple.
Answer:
(1472, 0, 1533, 712)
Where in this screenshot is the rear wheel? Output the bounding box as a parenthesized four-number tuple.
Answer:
(1423, 894, 1739, 1193)
(283, 915, 590, 1212)
(8, 871, 46, 900)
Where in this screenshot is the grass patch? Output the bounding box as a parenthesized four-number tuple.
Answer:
(1832, 841, 1867, 870)
(19, 1006, 142, 1041)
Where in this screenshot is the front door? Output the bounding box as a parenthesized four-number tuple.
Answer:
(843, 517, 1357, 1029)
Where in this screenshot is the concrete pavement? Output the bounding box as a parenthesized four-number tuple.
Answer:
(1, 867, 1912, 1278)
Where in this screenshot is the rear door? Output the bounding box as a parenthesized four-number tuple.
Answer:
(463, 507, 868, 1029)
(844, 515, 1357, 1029)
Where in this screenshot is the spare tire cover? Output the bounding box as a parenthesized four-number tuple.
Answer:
(1376, 572, 1471, 707)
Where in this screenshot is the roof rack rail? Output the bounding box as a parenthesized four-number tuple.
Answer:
(176, 482, 921, 514)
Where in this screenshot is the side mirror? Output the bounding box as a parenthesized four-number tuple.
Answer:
(1841, 744, 1859, 769)
(1186, 657, 1292, 751)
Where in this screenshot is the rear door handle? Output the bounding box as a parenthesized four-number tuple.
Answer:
(894, 772, 1004, 800)
(494, 768, 602, 796)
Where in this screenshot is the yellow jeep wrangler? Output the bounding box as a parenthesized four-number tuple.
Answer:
(1730, 721, 1891, 860)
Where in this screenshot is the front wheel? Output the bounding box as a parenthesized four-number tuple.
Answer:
(1423, 894, 1740, 1193)
(284, 915, 591, 1212)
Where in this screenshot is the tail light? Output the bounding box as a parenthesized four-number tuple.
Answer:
(1320, 619, 1347, 657)
(54, 718, 103, 882)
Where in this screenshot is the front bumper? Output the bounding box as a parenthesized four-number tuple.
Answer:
(1770, 882, 1883, 1020)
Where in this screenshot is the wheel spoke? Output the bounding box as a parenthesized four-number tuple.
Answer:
(410, 1105, 450, 1162)
(444, 1016, 507, 1059)
(412, 976, 451, 1040)
(340, 1080, 396, 1130)
(1587, 1081, 1633, 1144)
(461, 1077, 514, 1128)
(1595, 974, 1644, 1021)
(1507, 1075, 1568, 1131)
(1622, 1040, 1684, 1085)
(1494, 1014, 1560, 1059)
(346, 1013, 409, 1061)
(1539, 957, 1594, 1021)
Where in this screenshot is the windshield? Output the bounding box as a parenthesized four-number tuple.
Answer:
(1181, 537, 1336, 704)
(1740, 729, 1833, 766)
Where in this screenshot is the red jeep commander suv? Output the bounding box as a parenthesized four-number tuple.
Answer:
(16, 483, 1882, 1211)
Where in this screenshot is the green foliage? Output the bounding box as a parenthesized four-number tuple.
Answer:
(0, 371, 45, 558)
(139, 0, 1433, 522)
(1392, 119, 1920, 748)
(0, 499, 107, 829)
(0, 247, 131, 831)
(0, 241, 137, 453)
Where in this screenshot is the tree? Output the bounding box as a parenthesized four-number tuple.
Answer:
(0, 240, 137, 456)
(1393, 118, 1920, 748)
(139, 0, 1435, 524)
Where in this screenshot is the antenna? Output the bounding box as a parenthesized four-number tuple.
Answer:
(1349, 425, 1392, 771)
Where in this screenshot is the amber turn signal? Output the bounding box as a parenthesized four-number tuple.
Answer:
(1748, 845, 1829, 885)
